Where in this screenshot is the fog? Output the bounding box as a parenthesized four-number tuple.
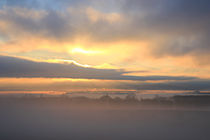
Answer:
(0, 97, 210, 140)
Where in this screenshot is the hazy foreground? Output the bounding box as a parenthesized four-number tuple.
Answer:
(0, 94, 210, 140)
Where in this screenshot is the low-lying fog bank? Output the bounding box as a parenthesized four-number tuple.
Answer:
(0, 94, 210, 140)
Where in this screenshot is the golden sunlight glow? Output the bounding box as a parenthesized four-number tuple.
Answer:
(71, 48, 102, 55)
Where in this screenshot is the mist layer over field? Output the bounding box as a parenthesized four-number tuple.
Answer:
(0, 97, 210, 140)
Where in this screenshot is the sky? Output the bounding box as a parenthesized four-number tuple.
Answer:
(0, 0, 210, 92)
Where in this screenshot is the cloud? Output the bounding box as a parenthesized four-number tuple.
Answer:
(0, 0, 210, 67)
(0, 0, 209, 92)
(0, 7, 73, 40)
(118, 79, 210, 91)
(1, 0, 210, 44)
(122, 0, 210, 63)
(0, 55, 197, 81)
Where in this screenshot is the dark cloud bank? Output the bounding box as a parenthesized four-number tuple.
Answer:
(1, 55, 209, 91)
(0, 55, 196, 81)
(117, 80, 210, 91)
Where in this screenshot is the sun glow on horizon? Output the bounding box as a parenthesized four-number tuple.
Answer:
(71, 48, 103, 55)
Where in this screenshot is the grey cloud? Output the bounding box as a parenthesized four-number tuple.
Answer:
(0, 55, 197, 81)
(122, 0, 210, 61)
(118, 80, 210, 91)
(0, 8, 73, 41)
(123, 0, 210, 30)
(2, 0, 210, 42)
